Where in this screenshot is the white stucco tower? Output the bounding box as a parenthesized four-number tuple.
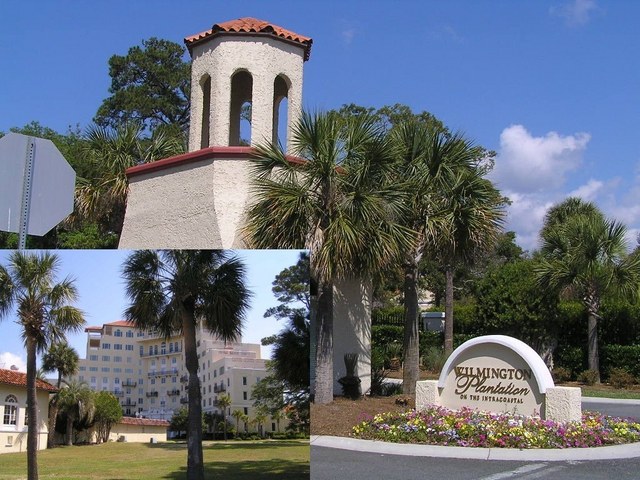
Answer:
(119, 18, 312, 248)
(186, 17, 310, 152)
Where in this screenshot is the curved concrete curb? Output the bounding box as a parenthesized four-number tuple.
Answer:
(311, 435, 640, 461)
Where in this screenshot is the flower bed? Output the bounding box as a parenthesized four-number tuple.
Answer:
(352, 405, 640, 448)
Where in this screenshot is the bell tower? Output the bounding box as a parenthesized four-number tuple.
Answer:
(186, 18, 312, 152)
(119, 18, 312, 249)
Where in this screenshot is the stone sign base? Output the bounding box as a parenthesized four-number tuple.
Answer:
(416, 380, 582, 423)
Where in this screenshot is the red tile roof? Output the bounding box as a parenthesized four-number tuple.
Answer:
(185, 17, 312, 60)
(120, 417, 169, 427)
(105, 320, 135, 328)
(0, 369, 57, 392)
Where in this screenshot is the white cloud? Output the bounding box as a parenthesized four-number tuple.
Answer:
(550, 0, 599, 27)
(568, 178, 604, 201)
(0, 352, 26, 372)
(492, 124, 590, 193)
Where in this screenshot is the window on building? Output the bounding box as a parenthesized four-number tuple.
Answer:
(102, 343, 111, 349)
(114, 330, 122, 337)
(102, 356, 110, 362)
(114, 356, 122, 363)
(101, 367, 110, 372)
(172, 357, 177, 364)
(220, 367, 225, 374)
(161, 342, 166, 354)
(243, 391, 247, 400)
(89, 355, 98, 361)
(140, 346, 144, 356)
(161, 358, 166, 365)
(6, 435, 13, 446)
(243, 407, 248, 415)
(161, 377, 166, 384)
(149, 346, 153, 355)
(242, 376, 247, 386)
(114, 344, 122, 350)
(154, 345, 158, 355)
(79, 366, 86, 371)
(151, 378, 155, 385)
(169, 343, 174, 353)
(89, 367, 98, 372)
(126, 345, 133, 351)
(227, 378, 230, 387)
(90, 376, 96, 384)
(172, 377, 177, 383)
(115, 378, 120, 384)
(3, 395, 17, 425)
(102, 377, 108, 384)
(24, 409, 28, 426)
(126, 330, 133, 338)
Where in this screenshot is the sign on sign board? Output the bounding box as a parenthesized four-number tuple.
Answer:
(0, 133, 75, 246)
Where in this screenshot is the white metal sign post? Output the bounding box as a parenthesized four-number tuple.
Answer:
(0, 133, 76, 248)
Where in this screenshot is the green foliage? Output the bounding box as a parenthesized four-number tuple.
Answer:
(95, 37, 191, 136)
(93, 391, 123, 443)
(471, 259, 558, 348)
(608, 368, 636, 389)
(555, 345, 586, 378)
(601, 344, 640, 379)
(170, 406, 189, 434)
(57, 223, 119, 249)
(577, 369, 599, 386)
(551, 367, 572, 383)
(421, 346, 447, 373)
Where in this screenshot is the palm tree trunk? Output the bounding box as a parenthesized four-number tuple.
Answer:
(585, 289, 601, 383)
(47, 372, 62, 449)
(26, 337, 39, 480)
(183, 307, 205, 480)
(444, 266, 455, 356)
(65, 415, 74, 446)
(402, 257, 420, 395)
(314, 279, 334, 404)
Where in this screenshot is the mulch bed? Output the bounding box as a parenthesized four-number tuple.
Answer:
(311, 395, 415, 437)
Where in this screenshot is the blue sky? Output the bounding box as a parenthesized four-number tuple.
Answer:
(0, 249, 304, 373)
(1, 0, 639, 250)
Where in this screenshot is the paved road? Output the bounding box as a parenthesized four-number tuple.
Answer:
(311, 446, 640, 480)
(311, 398, 640, 480)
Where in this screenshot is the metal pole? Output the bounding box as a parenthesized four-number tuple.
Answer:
(18, 137, 35, 249)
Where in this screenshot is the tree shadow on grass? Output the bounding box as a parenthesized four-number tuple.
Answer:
(145, 439, 309, 451)
(160, 458, 310, 480)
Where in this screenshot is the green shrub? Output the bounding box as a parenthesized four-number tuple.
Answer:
(608, 368, 636, 389)
(577, 369, 599, 386)
(422, 346, 447, 374)
(601, 344, 640, 379)
(551, 367, 572, 383)
(555, 345, 586, 377)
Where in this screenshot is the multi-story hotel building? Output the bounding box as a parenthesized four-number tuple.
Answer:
(74, 320, 275, 431)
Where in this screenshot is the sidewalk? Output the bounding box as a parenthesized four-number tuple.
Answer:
(312, 396, 640, 462)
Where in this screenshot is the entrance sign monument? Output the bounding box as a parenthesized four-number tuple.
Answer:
(416, 335, 582, 422)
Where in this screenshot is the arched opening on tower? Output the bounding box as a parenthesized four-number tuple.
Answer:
(272, 74, 290, 150)
(229, 70, 253, 146)
(200, 74, 211, 149)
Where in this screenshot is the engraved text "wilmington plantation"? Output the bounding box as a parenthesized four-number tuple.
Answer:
(454, 367, 532, 396)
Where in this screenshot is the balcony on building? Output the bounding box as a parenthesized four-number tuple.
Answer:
(146, 391, 159, 398)
(167, 389, 181, 396)
(122, 380, 137, 388)
(180, 396, 189, 404)
(213, 383, 226, 393)
(112, 390, 125, 397)
(121, 399, 137, 407)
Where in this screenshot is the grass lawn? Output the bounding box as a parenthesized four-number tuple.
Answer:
(0, 439, 309, 480)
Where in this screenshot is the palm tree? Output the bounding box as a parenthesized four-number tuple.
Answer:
(535, 198, 640, 382)
(57, 380, 94, 446)
(122, 250, 251, 480)
(216, 393, 232, 441)
(0, 252, 85, 480)
(42, 342, 80, 448)
(244, 111, 413, 404)
(75, 123, 184, 240)
(391, 121, 504, 392)
(434, 168, 505, 356)
(231, 409, 244, 437)
(240, 413, 250, 433)
(254, 407, 268, 438)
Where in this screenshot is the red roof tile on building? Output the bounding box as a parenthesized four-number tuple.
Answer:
(185, 17, 312, 60)
(105, 320, 135, 328)
(0, 369, 57, 392)
(120, 417, 169, 427)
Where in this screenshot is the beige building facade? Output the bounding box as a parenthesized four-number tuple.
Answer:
(0, 368, 56, 454)
(73, 319, 280, 433)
